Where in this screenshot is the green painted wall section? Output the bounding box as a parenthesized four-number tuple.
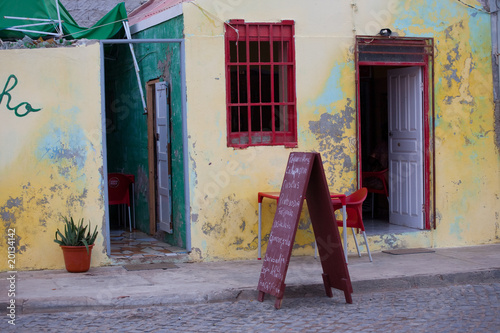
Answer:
(105, 15, 186, 247)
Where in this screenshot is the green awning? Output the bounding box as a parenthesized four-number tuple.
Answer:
(0, 0, 127, 40)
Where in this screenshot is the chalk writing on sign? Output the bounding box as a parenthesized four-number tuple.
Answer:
(268, 234, 292, 249)
(0, 75, 42, 117)
(258, 152, 353, 309)
(258, 153, 315, 299)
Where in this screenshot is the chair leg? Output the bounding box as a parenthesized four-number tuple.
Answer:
(127, 206, 132, 232)
(123, 205, 127, 230)
(351, 228, 361, 257)
(131, 183, 136, 230)
(362, 231, 373, 262)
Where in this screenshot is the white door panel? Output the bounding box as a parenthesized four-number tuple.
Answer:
(155, 82, 172, 233)
(388, 67, 424, 229)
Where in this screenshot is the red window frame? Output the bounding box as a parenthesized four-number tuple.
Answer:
(225, 20, 297, 148)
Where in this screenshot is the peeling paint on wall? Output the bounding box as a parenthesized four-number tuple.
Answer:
(308, 99, 357, 192)
(180, 0, 499, 262)
(0, 44, 109, 271)
(3, 0, 498, 270)
(0, 197, 23, 224)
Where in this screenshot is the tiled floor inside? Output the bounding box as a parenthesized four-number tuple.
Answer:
(110, 229, 187, 259)
(362, 195, 421, 235)
(364, 218, 420, 235)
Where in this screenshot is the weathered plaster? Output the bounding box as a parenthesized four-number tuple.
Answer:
(0, 44, 109, 271)
(180, 0, 499, 261)
(4, 0, 497, 269)
(308, 99, 358, 193)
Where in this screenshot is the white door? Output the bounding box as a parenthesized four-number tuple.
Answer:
(387, 67, 424, 229)
(155, 82, 172, 233)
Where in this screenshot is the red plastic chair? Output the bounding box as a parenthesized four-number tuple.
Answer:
(332, 188, 373, 262)
(362, 168, 389, 218)
(108, 173, 135, 232)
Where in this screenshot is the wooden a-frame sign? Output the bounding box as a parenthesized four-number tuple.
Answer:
(257, 152, 352, 309)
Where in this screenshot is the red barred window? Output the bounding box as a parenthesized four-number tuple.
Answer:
(225, 20, 297, 147)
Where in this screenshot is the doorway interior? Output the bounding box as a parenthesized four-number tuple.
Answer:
(102, 39, 189, 260)
(356, 36, 433, 235)
(360, 65, 414, 234)
(359, 64, 429, 235)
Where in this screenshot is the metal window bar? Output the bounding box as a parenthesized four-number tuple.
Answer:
(245, 25, 251, 144)
(270, 25, 276, 140)
(226, 21, 295, 147)
(236, 34, 241, 133)
(258, 24, 263, 134)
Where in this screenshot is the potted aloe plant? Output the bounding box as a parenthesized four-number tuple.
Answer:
(54, 216, 98, 273)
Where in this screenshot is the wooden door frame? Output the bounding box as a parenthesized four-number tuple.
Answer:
(146, 79, 160, 235)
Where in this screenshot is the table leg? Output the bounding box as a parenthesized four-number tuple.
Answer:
(342, 204, 348, 263)
(131, 183, 135, 230)
(258, 202, 262, 260)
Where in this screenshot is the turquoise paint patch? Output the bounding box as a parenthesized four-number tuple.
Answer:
(450, 216, 464, 240)
(467, 15, 491, 55)
(469, 151, 478, 161)
(393, 0, 490, 45)
(434, 111, 443, 127)
(215, 116, 223, 146)
(201, 240, 207, 252)
(472, 175, 483, 185)
(393, 0, 462, 34)
(310, 62, 351, 108)
(35, 110, 88, 177)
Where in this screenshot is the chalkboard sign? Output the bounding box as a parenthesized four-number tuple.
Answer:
(257, 152, 352, 309)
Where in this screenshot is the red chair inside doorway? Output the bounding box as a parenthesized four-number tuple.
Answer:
(108, 173, 135, 232)
(332, 187, 373, 262)
(362, 168, 389, 218)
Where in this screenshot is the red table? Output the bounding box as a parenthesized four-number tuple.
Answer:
(258, 191, 348, 262)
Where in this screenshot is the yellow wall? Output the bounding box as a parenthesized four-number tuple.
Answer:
(1, 0, 498, 270)
(182, 0, 500, 261)
(0, 43, 109, 271)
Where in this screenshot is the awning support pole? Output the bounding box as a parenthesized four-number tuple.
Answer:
(55, 0, 63, 38)
(122, 21, 148, 114)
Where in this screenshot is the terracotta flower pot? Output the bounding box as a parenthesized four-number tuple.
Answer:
(60, 244, 94, 273)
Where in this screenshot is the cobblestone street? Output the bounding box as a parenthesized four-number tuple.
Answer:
(3, 282, 499, 332)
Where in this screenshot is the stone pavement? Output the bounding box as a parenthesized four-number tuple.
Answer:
(1, 244, 499, 314)
(5, 283, 500, 332)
